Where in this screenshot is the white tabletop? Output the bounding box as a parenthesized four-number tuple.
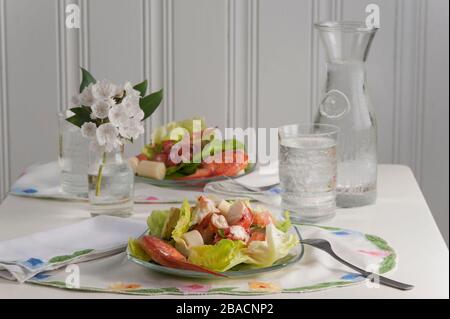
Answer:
(0, 165, 448, 299)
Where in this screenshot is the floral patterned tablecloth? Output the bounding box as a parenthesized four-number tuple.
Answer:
(28, 224, 396, 296)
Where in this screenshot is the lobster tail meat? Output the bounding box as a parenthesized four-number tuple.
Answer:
(139, 235, 226, 278)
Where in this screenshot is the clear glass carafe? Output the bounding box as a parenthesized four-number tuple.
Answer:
(314, 21, 378, 207)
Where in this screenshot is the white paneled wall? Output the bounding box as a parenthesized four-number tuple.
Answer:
(0, 0, 448, 243)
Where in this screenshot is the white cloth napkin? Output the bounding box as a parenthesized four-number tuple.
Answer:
(204, 162, 282, 206)
(0, 216, 146, 282)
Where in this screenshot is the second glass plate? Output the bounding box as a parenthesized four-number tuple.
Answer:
(135, 162, 257, 188)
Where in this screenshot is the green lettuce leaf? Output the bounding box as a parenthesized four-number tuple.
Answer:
(223, 138, 245, 151)
(245, 224, 299, 268)
(127, 238, 151, 261)
(188, 239, 248, 272)
(171, 199, 192, 241)
(147, 210, 170, 237)
(199, 138, 245, 161)
(165, 162, 201, 178)
(152, 117, 206, 144)
(275, 211, 292, 233)
(141, 145, 156, 160)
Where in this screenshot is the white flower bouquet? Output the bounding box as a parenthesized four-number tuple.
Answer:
(67, 68, 163, 195)
(68, 68, 162, 152)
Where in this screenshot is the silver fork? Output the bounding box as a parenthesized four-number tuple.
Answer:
(300, 237, 414, 291)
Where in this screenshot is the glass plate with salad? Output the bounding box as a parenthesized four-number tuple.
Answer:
(127, 196, 303, 279)
(129, 118, 256, 188)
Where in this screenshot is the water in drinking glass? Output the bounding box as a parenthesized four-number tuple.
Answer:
(88, 147, 134, 217)
(278, 124, 338, 223)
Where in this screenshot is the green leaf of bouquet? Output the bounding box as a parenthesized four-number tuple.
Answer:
(65, 106, 92, 127)
(140, 89, 163, 120)
(79, 67, 96, 93)
(133, 80, 148, 97)
(70, 106, 91, 118)
(66, 114, 87, 128)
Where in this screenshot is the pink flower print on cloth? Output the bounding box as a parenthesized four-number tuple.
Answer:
(178, 283, 211, 294)
(357, 249, 391, 257)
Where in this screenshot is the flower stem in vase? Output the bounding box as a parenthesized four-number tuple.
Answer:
(95, 152, 107, 196)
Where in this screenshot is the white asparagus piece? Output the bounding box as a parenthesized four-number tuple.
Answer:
(127, 157, 139, 174)
(136, 160, 166, 180)
(182, 230, 204, 247)
(175, 240, 190, 257)
(175, 230, 204, 257)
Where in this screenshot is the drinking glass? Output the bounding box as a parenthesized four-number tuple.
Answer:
(278, 124, 339, 223)
(58, 111, 89, 196)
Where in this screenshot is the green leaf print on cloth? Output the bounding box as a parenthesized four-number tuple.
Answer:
(48, 249, 94, 264)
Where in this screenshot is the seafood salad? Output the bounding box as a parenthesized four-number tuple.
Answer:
(128, 196, 298, 276)
(129, 117, 250, 181)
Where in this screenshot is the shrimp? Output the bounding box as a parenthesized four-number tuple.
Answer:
(203, 150, 249, 177)
(174, 150, 249, 180)
(251, 210, 273, 227)
(234, 207, 253, 229)
(197, 195, 220, 214)
(226, 200, 253, 229)
(139, 235, 226, 277)
(194, 213, 216, 244)
(249, 230, 266, 243)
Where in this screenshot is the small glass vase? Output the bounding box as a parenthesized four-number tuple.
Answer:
(88, 147, 134, 217)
